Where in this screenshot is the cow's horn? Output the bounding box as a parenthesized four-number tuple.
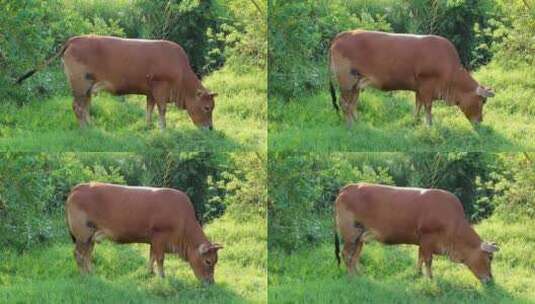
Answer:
(481, 242, 499, 253)
(199, 243, 210, 255)
(476, 86, 495, 98)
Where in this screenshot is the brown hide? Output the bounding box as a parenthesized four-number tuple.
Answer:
(335, 183, 498, 283)
(66, 182, 222, 284)
(329, 30, 494, 127)
(60, 35, 216, 129)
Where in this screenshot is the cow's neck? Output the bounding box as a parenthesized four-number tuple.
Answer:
(174, 221, 209, 262)
(450, 221, 482, 262)
(445, 67, 478, 104)
(180, 71, 203, 110)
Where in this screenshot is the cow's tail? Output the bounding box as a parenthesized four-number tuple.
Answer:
(16, 38, 72, 84)
(65, 187, 77, 243)
(327, 41, 340, 114)
(334, 202, 341, 266)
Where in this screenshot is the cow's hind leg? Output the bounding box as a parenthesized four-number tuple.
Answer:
(74, 238, 95, 274)
(64, 61, 95, 128)
(338, 217, 366, 275)
(148, 245, 156, 275)
(146, 96, 155, 128)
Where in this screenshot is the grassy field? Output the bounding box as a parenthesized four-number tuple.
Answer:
(0, 67, 266, 152)
(0, 214, 267, 303)
(268, 217, 535, 303)
(269, 63, 535, 152)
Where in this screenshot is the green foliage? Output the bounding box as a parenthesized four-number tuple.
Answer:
(215, 0, 267, 70)
(485, 153, 535, 220)
(490, 0, 535, 66)
(268, 153, 393, 251)
(269, 0, 391, 99)
(0, 153, 124, 252)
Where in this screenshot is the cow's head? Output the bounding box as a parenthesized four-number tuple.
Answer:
(455, 70, 495, 124)
(465, 241, 499, 284)
(185, 89, 217, 130)
(189, 242, 223, 285)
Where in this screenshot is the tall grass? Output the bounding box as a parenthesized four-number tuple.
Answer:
(0, 67, 266, 152)
(268, 217, 535, 303)
(269, 63, 535, 152)
(0, 213, 267, 303)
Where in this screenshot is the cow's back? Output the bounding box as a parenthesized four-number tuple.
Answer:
(330, 30, 462, 91)
(63, 36, 190, 94)
(336, 183, 465, 244)
(66, 182, 195, 242)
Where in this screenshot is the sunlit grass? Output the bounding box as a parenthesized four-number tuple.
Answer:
(0, 67, 266, 152)
(268, 217, 535, 303)
(0, 214, 267, 303)
(269, 63, 535, 151)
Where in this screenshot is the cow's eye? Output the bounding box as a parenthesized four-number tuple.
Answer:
(203, 106, 211, 113)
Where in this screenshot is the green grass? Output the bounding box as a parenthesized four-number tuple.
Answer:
(269, 63, 535, 151)
(0, 214, 267, 303)
(0, 67, 266, 152)
(268, 217, 535, 303)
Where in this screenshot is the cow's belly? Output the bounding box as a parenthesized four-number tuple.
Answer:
(93, 76, 150, 96)
(95, 227, 151, 244)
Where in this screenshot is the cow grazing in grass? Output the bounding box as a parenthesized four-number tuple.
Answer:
(334, 183, 499, 284)
(66, 182, 223, 285)
(17, 35, 217, 129)
(329, 30, 495, 127)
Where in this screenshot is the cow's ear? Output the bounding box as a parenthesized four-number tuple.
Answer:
(476, 86, 495, 98)
(209, 92, 218, 98)
(481, 242, 499, 253)
(211, 243, 223, 251)
(199, 243, 223, 255)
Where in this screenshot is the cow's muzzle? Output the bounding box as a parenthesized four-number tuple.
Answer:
(480, 274, 493, 285)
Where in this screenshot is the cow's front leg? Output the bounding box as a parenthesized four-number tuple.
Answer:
(150, 232, 168, 277)
(414, 100, 423, 121)
(146, 97, 155, 127)
(417, 246, 424, 275)
(156, 102, 167, 129)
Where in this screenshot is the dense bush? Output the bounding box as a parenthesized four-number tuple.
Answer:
(268, 153, 393, 251)
(0, 152, 266, 252)
(269, 0, 391, 99)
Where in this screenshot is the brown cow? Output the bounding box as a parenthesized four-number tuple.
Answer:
(17, 35, 217, 129)
(329, 30, 495, 127)
(65, 182, 223, 285)
(334, 183, 498, 283)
